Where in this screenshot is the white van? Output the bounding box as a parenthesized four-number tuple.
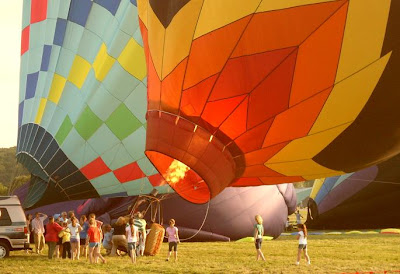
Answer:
(0, 196, 29, 258)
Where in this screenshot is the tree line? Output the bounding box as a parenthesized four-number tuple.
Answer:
(0, 146, 30, 195)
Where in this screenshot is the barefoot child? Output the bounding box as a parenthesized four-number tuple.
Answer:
(166, 219, 180, 262)
(126, 218, 139, 263)
(254, 215, 266, 261)
(86, 218, 106, 264)
(296, 224, 311, 266)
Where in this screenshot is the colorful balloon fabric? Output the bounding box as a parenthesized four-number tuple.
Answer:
(139, 0, 400, 203)
(307, 154, 400, 229)
(17, 0, 172, 208)
(17, 0, 400, 207)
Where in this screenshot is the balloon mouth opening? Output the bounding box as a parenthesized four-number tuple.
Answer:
(146, 151, 211, 204)
(145, 110, 237, 204)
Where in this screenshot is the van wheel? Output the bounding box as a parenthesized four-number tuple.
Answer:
(0, 242, 10, 258)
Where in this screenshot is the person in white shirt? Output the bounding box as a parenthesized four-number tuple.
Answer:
(31, 212, 47, 254)
(296, 224, 311, 266)
(68, 216, 82, 260)
(125, 218, 139, 264)
(60, 211, 68, 223)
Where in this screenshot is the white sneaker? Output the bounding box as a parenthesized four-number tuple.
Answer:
(295, 262, 299, 266)
(307, 260, 311, 265)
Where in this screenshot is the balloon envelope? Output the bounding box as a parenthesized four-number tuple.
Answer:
(307, 154, 400, 229)
(17, 0, 173, 208)
(139, 0, 400, 203)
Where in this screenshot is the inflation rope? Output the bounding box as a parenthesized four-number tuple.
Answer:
(164, 198, 211, 242)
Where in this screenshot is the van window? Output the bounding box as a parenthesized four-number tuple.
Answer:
(0, 208, 12, 226)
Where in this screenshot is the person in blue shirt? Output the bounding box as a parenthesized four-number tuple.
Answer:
(102, 224, 114, 255)
(79, 215, 89, 258)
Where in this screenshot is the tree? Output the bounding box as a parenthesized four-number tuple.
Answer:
(0, 182, 8, 196)
(0, 147, 29, 187)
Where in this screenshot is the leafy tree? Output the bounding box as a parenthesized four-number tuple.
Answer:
(0, 182, 8, 196)
(0, 147, 29, 187)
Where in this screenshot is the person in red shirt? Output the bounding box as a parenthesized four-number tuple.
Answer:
(45, 216, 63, 259)
(86, 218, 106, 264)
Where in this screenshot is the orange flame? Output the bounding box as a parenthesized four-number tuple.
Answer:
(164, 160, 190, 185)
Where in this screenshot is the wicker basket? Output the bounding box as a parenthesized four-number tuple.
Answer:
(144, 223, 165, 256)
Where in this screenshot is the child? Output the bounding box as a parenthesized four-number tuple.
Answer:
(165, 219, 180, 262)
(86, 218, 106, 264)
(134, 212, 146, 256)
(68, 216, 82, 260)
(254, 215, 266, 261)
(102, 224, 113, 255)
(58, 221, 71, 259)
(296, 224, 311, 266)
(126, 218, 139, 264)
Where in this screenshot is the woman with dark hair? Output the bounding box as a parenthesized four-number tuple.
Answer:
(296, 223, 311, 266)
(79, 215, 89, 258)
(25, 213, 33, 253)
(111, 217, 127, 256)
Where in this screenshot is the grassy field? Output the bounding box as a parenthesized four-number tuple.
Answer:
(1, 234, 399, 273)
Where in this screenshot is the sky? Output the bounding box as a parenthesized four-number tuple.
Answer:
(0, 1, 23, 148)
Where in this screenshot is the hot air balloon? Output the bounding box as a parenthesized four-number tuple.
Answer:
(17, 0, 400, 208)
(139, 0, 400, 204)
(306, 154, 400, 229)
(17, 0, 173, 208)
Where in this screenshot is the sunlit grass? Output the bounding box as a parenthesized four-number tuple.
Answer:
(1, 234, 399, 273)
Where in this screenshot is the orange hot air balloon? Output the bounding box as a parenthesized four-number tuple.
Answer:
(138, 0, 400, 203)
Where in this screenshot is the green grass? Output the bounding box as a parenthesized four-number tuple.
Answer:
(1, 234, 400, 273)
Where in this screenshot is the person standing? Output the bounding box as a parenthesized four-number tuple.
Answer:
(25, 214, 33, 253)
(45, 216, 63, 259)
(134, 212, 147, 256)
(68, 217, 82, 260)
(254, 215, 266, 261)
(31, 212, 47, 254)
(295, 210, 303, 225)
(165, 219, 180, 262)
(111, 217, 127, 256)
(60, 212, 68, 223)
(126, 218, 139, 264)
(102, 224, 113, 255)
(79, 215, 89, 258)
(87, 218, 106, 264)
(59, 220, 72, 259)
(296, 224, 311, 266)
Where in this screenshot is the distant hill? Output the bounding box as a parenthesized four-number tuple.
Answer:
(0, 147, 30, 194)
